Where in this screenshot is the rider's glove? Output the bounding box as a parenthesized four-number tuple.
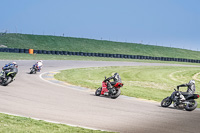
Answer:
(176, 86, 180, 91)
(104, 79, 108, 82)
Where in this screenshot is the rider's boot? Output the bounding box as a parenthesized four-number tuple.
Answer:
(180, 94, 185, 101)
(107, 82, 113, 94)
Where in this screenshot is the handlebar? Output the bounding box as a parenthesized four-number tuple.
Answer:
(174, 88, 179, 91)
(104, 79, 109, 82)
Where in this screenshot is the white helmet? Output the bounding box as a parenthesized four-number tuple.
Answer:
(12, 62, 17, 66)
(189, 80, 195, 84)
(12, 62, 18, 67)
(39, 60, 43, 63)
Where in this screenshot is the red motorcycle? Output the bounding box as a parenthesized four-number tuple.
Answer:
(95, 76, 123, 99)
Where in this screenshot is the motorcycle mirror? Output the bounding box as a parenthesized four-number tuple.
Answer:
(174, 88, 176, 91)
(105, 76, 106, 79)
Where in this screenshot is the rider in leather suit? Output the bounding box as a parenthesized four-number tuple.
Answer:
(104, 73, 122, 92)
(177, 80, 196, 100)
(2, 62, 18, 78)
(33, 60, 43, 72)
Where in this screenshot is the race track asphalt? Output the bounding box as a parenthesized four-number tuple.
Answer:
(0, 60, 200, 133)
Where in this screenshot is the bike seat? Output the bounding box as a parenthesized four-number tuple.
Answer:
(110, 82, 116, 86)
(180, 92, 190, 96)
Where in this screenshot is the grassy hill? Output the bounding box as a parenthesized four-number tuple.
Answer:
(1, 33, 200, 59)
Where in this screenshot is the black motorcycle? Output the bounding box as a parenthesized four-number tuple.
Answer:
(30, 65, 38, 74)
(161, 88, 199, 111)
(0, 70, 17, 86)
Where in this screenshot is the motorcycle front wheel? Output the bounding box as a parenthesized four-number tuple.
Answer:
(185, 100, 197, 111)
(161, 97, 172, 107)
(2, 76, 12, 86)
(30, 69, 33, 74)
(95, 87, 102, 96)
(30, 68, 36, 74)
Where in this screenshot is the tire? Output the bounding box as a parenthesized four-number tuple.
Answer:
(111, 89, 121, 99)
(161, 97, 172, 107)
(30, 68, 34, 74)
(30, 70, 33, 74)
(185, 100, 197, 111)
(34, 69, 37, 74)
(95, 87, 102, 96)
(2, 76, 12, 86)
(30, 68, 36, 74)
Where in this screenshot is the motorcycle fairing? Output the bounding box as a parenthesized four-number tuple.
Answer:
(0, 71, 4, 77)
(101, 81, 108, 95)
(114, 82, 124, 88)
(7, 72, 15, 76)
(186, 94, 199, 99)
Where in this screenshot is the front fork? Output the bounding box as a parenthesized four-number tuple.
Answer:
(0, 71, 5, 78)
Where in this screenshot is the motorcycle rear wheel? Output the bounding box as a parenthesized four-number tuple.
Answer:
(95, 87, 102, 96)
(185, 100, 197, 111)
(111, 89, 121, 99)
(161, 97, 172, 107)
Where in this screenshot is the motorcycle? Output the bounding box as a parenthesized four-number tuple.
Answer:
(95, 76, 123, 99)
(30, 64, 38, 74)
(0, 70, 17, 86)
(161, 88, 199, 111)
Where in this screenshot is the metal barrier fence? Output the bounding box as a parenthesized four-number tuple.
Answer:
(0, 47, 200, 63)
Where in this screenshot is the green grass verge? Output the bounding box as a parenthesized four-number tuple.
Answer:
(0, 113, 113, 133)
(54, 66, 200, 108)
(1, 33, 200, 59)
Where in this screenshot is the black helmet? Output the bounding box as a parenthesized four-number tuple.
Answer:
(114, 73, 118, 76)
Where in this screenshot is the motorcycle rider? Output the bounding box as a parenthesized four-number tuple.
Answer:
(33, 60, 43, 72)
(177, 80, 196, 101)
(2, 62, 18, 79)
(104, 73, 122, 93)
